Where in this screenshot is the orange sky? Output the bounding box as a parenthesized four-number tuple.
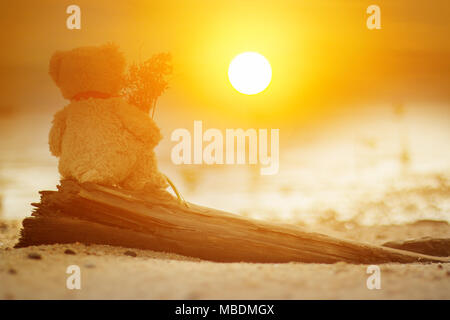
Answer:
(1, 0, 449, 128)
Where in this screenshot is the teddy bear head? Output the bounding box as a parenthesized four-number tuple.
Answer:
(49, 43, 126, 100)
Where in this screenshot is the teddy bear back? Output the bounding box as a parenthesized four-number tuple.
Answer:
(49, 44, 125, 100)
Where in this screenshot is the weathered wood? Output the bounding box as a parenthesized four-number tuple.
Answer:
(16, 180, 449, 264)
(383, 238, 450, 257)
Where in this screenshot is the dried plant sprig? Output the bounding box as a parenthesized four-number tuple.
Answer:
(121, 52, 172, 118)
(164, 174, 189, 208)
(120, 53, 185, 204)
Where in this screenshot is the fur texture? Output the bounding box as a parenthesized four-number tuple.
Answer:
(49, 44, 125, 100)
(48, 45, 168, 191)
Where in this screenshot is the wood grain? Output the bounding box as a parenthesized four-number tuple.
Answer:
(383, 238, 450, 257)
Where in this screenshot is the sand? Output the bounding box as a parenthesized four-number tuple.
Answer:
(1, 219, 449, 300)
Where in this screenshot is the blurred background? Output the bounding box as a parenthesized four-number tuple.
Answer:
(0, 0, 449, 226)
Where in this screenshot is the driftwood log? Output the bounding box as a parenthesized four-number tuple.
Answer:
(16, 180, 449, 264)
(383, 238, 450, 257)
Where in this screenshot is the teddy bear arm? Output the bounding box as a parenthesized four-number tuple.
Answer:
(114, 102, 162, 147)
(49, 108, 68, 157)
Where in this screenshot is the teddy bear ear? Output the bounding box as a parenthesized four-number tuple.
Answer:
(101, 42, 126, 77)
(49, 51, 64, 84)
(101, 43, 125, 65)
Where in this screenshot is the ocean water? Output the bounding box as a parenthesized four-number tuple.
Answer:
(0, 104, 449, 226)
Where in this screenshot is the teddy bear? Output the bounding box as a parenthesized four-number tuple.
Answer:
(48, 44, 168, 191)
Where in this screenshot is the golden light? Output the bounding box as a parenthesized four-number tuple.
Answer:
(228, 52, 272, 95)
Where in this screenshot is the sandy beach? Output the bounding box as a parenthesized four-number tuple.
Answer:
(1, 219, 449, 300)
(0, 0, 449, 305)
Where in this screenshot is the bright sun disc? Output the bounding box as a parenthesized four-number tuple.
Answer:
(228, 52, 272, 95)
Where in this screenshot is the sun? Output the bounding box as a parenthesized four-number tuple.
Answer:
(228, 52, 272, 95)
